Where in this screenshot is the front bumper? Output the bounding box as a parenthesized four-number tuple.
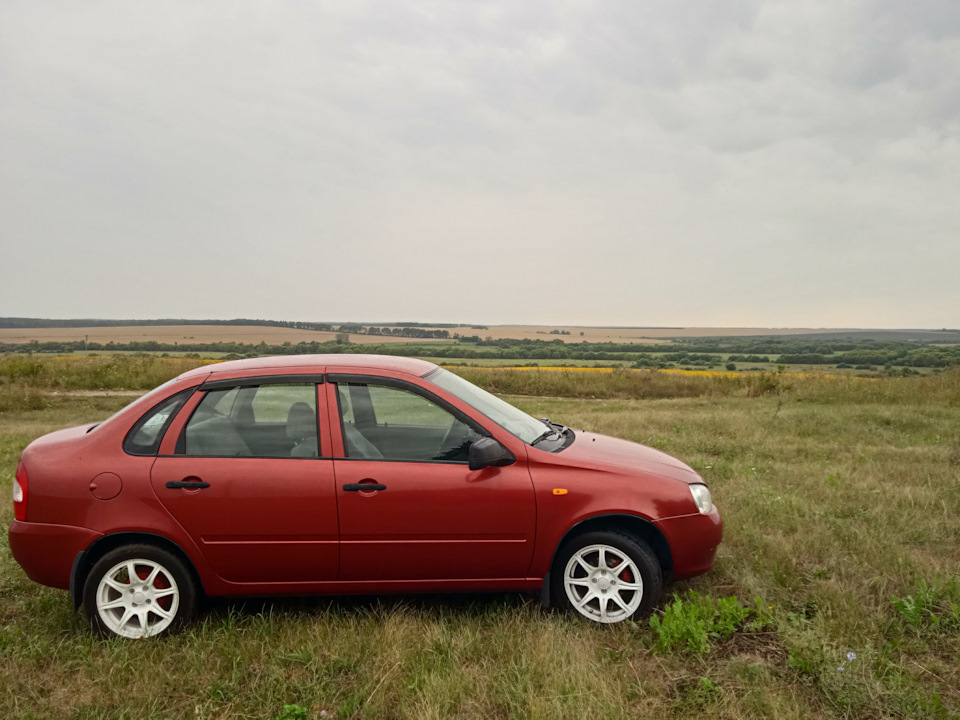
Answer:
(8, 520, 102, 590)
(656, 506, 723, 580)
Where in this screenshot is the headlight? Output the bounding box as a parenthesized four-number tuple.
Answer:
(689, 483, 712, 514)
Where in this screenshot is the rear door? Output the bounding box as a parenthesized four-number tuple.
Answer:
(151, 376, 338, 584)
(328, 374, 537, 582)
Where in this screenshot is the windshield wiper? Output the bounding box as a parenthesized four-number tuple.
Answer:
(531, 427, 561, 446)
(531, 418, 565, 446)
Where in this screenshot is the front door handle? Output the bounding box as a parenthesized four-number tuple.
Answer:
(166, 480, 210, 489)
(343, 483, 386, 492)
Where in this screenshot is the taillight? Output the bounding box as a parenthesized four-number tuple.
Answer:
(13, 461, 27, 521)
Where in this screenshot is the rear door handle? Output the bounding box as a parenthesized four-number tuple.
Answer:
(166, 480, 210, 489)
(343, 483, 386, 492)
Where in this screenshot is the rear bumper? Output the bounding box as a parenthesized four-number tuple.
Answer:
(8, 520, 102, 590)
(657, 507, 723, 580)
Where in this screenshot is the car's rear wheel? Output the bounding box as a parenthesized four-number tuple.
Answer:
(83, 544, 196, 639)
(553, 531, 662, 624)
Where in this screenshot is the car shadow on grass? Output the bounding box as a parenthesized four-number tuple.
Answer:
(200, 591, 545, 626)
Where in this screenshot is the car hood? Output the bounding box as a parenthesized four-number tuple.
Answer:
(560, 430, 702, 484)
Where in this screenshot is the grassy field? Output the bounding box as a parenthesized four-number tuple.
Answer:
(1, 359, 959, 718)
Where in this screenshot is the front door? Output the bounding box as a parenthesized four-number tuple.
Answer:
(329, 378, 536, 582)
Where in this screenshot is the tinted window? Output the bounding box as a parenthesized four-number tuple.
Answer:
(336, 383, 482, 462)
(124, 389, 192, 456)
(181, 384, 319, 458)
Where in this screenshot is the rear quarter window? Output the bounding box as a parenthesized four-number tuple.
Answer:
(123, 389, 193, 456)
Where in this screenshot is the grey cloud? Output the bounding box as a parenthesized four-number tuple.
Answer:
(0, 0, 957, 327)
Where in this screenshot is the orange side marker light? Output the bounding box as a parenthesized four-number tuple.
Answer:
(552, 488, 568, 495)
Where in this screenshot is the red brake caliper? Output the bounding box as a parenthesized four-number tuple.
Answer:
(611, 559, 632, 583)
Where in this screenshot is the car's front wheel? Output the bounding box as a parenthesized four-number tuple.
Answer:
(83, 544, 196, 639)
(553, 531, 662, 624)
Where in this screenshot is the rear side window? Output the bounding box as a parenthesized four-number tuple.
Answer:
(180, 383, 319, 458)
(123, 389, 193, 456)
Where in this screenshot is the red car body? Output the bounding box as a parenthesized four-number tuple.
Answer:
(9, 355, 721, 632)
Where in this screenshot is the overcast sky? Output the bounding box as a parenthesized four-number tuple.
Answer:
(1, 1, 958, 328)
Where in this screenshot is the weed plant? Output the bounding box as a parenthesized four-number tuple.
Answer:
(893, 576, 960, 634)
(649, 592, 766, 655)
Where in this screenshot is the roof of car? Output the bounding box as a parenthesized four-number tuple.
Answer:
(178, 354, 439, 380)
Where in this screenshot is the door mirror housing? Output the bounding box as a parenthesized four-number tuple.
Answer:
(468, 437, 516, 471)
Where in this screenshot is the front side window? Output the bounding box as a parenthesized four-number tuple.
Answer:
(181, 383, 319, 458)
(336, 382, 483, 462)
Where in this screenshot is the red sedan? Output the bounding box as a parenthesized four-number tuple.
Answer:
(9, 355, 722, 638)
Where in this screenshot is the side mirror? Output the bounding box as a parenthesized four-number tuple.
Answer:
(468, 437, 516, 471)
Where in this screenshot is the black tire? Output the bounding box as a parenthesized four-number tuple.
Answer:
(551, 531, 662, 624)
(83, 544, 197, 639)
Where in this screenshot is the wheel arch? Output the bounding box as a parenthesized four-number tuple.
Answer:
(70, 532, 204, 611)
(541, 513, 673, 607)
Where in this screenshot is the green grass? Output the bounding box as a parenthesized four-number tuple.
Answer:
(1, 370, 959, 718)
(0, 355, 212, 394)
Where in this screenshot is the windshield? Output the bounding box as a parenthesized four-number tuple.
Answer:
(427, 368, 549, 444)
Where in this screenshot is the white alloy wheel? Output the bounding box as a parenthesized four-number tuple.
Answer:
(94, 558, 181, 638)
(563, 543, 644, 623)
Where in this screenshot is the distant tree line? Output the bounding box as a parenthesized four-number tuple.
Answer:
(0, 317, 336, 330)
(0, 318, 459, 333)
(778, 347, 960, 367)
(340, 324, 450, 339)
(391, 322, 460, 328)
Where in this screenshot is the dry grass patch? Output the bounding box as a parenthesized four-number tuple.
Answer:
(0, 326, 438, 346)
